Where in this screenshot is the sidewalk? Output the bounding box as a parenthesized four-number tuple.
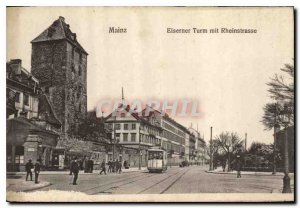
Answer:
(206, 168, 294, 177)
(7, 167, 147, 176)
(7, 167, 148, 192)
(6, 179, 51, 192)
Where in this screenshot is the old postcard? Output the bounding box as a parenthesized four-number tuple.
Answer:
(6, 6, 294, 202)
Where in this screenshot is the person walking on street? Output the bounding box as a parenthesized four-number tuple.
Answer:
(90, 158, 94, 173)
(236, 158, 242, 178)
(108, 160, 112, 173)
(99, 159, 107, 175)
(69, 157, 74, 175)
(25, 159, 34, 181)
(70, 157, 79, 185)
(34, 159, 41, 184)
(117, 160, 122, 174)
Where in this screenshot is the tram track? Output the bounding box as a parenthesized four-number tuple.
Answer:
(80, 171, 147, 193)
(89, 171, 159, 195)
(137, 168, 189, 194)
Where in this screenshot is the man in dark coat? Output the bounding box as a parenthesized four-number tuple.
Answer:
(34, 159, 41, 184)
(70, 157, 80, 185)
(69, 157, 74, 175)
(90, 158, 94, 173)
(117, 160, 122, 174)
(235, 154, 242, 178)
(25, 159, 34, 181)
(99, 159, 107, 175)
(107, 160, 112, 173)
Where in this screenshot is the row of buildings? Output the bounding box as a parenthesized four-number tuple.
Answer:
(6, 16, 208, 172)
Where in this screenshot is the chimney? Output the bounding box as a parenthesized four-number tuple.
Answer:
(59, 16, 65, 22)
(9, 59, 22, 75)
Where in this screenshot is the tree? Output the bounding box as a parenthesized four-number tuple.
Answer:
(263, 63, 294, 129)
(246, 142, 275, 170)
(261, 103, 282, 130)
(267, 63, 294, 103)
(207, 139, 219, 169)
(215, 132, 244, 172)
(78, 110, 109, 144)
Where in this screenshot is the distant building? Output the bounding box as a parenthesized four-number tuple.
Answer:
(104, 104, 202, 167)
(105, 105, 163, 167)
(31, 16, 88, 138)
(188, 126, 207, 165)
(6, 59, 61, 171)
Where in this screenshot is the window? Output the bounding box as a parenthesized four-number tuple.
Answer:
(123, 133, 128, 142)
(124, 124, 128, 130)
(121, 113, 126, 118)
(131, 133, 136, 142)
(115, 133, 120, 140)
(78, 66, 82, 76)
(15, 92, 20, 103)
(23, 94, 29, 106)
(15, 146, 24, 164)
(79, 53, 82, 63)
(115, 124, 121, 130)
(132, 124, 136, 130)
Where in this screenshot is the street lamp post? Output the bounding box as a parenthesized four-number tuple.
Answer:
(272, 102, 278, 175)
(138, 123, 141, 170)
(209, 126, 213, 171)
(278, 104, 292, 193)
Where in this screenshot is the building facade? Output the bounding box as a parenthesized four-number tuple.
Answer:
(6, 59, 61, 171)
(105, 105, 163, 167)
(31, 16, 88, 138)
(104, 105, 200, 167)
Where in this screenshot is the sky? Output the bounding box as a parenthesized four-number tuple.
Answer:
(6, 7, 294, 147)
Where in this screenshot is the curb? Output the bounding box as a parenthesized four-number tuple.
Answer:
(205, 170, 285, 177)
(23, 182, 52, 192)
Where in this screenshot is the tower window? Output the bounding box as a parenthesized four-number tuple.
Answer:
(79, 53, 82, 63)
(78, 66, 82, 76)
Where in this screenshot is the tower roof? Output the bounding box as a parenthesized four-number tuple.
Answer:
(31, 16, 88, 55)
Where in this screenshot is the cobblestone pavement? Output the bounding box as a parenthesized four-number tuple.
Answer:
(8, 166, 294, 194)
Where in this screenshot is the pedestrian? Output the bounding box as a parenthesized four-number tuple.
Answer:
(69, 157, 74, 175)
(117, 160, 122, 174)
(34, 159, 41, 184)
(70, 157, 79, 185)
(236, 158, 242, 178)
(123, 160, 129, 169)
(90, 158, 94, 173)
(108, 160, 112, 173)
(25, 159, 33, 181)
(83, 156, 88, 173)
(99, 159, 107, 175)
(112, 160, 116, 173)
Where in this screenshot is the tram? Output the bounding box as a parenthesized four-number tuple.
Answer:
(147, 148, 168, 173)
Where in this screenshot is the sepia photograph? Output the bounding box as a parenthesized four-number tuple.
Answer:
(5, 6, 294, 202)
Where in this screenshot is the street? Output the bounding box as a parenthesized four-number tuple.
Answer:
(26, 166, 290, 194)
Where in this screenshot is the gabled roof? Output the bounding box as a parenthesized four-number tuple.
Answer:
(31, 16, 88, 55)
(105, 104, 162, 129)
(37, 93, 62, 128)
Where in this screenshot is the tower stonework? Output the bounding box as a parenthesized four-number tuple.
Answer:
(31, 16, 88, 138)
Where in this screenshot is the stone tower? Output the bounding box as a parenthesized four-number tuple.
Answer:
(31, 16, 88, 138)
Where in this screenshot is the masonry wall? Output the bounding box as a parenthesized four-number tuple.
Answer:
(31, 40, 87, 136)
